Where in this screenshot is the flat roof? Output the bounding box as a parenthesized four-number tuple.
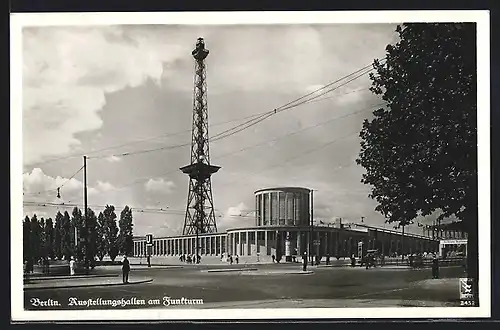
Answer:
(254, 187, 311, 194)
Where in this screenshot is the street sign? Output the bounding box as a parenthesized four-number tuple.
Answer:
(146, 234, 153, 246)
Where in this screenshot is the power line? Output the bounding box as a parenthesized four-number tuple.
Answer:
(24, 61, 384, 199)
(87, 61, 380, 161)
(212, 102, 385, 160)
(23, 165, 84, 197)
(69, 102, 386, 196)
(217, 131, 362, 189)
(22, 201, 183, 214)
(209, 63, 380, 143)
(27, 112, 270, 166)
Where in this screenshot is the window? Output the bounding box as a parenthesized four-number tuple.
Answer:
(263, 193, 269, 225)
(279, 192, 286, 225)
(271, 192, 278, 225)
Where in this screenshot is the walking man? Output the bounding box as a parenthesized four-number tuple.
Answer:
(122, 255, 130, 284)
(69, 257, 76, 276)
(302, 251, 307, 271)
(431, 254, 439, 279)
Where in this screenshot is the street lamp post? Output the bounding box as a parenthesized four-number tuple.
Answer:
(401, 224, 405, 261)
(309, 189, 315, 266)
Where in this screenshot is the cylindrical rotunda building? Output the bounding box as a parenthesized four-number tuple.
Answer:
(254, 187, 311, 227)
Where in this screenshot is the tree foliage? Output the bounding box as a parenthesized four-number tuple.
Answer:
(43, 218, 54, 259)
(71, 207, 85, 260)
(30, 214, 41, 261)
(357, 23, 478, 298)
(358, 23, 476, 226)
(86, 207, 98, 263)
(103, 205, 119, 261)
(118, 206, 134, 256)
(96, 212, 107, 261)
(61, 211, 73, 260)
(54, 211, 63, 260)
(23, 216, 31, 262)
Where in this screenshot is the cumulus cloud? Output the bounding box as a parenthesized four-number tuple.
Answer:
(22, 168, 136, 215)
(23, 168, 83, 197)
(215, 202, 254, 231)
(145, 178, 176, 194)
(22, 26, 188, 165)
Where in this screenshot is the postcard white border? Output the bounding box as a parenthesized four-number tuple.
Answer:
(10, 10, 491, 321)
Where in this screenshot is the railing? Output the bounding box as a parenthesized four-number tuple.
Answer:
(372, 257, 466, 268)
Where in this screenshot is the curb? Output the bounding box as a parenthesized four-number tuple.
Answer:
(206, 268, 258, 273)
(242, 270, 314, 275)
(131, 266, 183, 270)
(24, 278, 153, 291)
(25, 274, 119, 281)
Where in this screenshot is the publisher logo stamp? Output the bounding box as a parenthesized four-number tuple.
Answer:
(459, 278, 475, 306)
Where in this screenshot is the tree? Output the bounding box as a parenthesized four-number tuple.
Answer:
(357, 23, 477, 301)
(43, 218, 55, 259)
(118, 206, 134, 256)
(96, 212, 107, 261)
(71, 207, 84, 261)
(86, 207, 98, 264)
(54, 212, 63, 260)
(23, 216, 31, 262)
(103, 205, 119, 261)
(39, 217, 46, 259)
(29, 214, 41, 262)
(61, 211, 73, 260)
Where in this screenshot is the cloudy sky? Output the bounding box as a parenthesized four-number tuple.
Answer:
(21, 23, 436, 237)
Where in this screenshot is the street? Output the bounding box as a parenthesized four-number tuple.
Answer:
(24, 263, 465, 310)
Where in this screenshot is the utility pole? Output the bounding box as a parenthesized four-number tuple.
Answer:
(310, 189, 314, 266)
(401, 224, 405, 261)
(83, 155, 89, 272)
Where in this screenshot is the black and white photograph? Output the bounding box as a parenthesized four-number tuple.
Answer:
(10, 11, 491, 321)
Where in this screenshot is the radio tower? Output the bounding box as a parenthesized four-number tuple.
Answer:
(180, 37, 221, 240)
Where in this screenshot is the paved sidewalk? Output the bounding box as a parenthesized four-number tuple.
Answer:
(168, 298, 458, 309)
(24, 276, 153, 290)
(206, 268, 258, 273)
(99, 265, 183, 271)
(25, 274, 117, 281)
(240, 269, 314, 275)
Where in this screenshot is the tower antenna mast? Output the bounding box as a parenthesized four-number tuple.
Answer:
(180, 38, 221, 256)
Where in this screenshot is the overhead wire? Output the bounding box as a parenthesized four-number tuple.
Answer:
(23, 165, 84, 197)
(28, 111, 270, 165)
(86, 60, 382, 161)
(23, 60, 385, 202)
(68, 101, 386, 197)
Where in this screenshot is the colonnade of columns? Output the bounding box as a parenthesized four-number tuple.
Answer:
(132, 229, 439, 258)
(133, 234, 226, 257)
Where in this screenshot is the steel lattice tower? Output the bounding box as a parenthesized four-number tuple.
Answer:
(180, 38, 221, 237)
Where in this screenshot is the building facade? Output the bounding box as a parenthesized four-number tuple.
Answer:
(133, 187, 441, 259)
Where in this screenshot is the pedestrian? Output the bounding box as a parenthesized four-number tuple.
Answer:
(229, 255, 233, 265)
(432, 254, 439, 279)
(235, 255, 239, 264)
(350, 254, 356, 267)
(69, 257, 76, 276)
(147, 255, 151, 268)
(326, 254, 330, 265)
(272, 255, 276, 263)
(122, 255, 130, 284)
(302, 252, 307, 271)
